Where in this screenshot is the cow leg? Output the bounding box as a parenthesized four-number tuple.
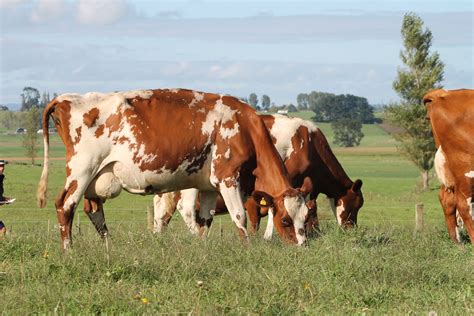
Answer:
(83, 198, 109, 238)
(196, 191, 217, 236)
(219, 185, 248, 239)
(153, 193, 178, 234)
(55, 178, 91, 250)
(456, 194, 474, 244)
(438, 187, 459, 243)
(176, 189, 201, 235)
(245, 198, 261, 234)
(263, 209, 274, 240)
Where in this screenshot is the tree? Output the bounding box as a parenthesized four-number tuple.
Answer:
(248, 93, 258, 109)
(261, 95, 270, 110)
(308, 91, 375, 123)
(385, 12, 444, 190)
(22, 107, 40, 164)
(296, 93, 309, 110)
(332, 119, 364, 147)
(21, 87, 41, 111)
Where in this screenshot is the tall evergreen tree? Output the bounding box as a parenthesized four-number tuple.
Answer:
(385, 12, 444, 190)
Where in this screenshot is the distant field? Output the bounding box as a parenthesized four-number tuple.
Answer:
(1, 112, 471, 314)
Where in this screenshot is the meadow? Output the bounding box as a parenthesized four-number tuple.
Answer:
(0, 111, 472, 314)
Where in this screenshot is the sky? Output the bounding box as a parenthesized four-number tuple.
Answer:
(0, 0, 472, 108)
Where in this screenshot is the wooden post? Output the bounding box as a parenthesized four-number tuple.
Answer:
(415, 203, 424, 233)
(147, 206, 154, 231)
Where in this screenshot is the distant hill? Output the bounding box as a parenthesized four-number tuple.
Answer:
(0, 103, 21, 111)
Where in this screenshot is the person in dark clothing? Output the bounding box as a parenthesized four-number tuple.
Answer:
(0, 159, 14, 236)
(0, 159, 9, 203)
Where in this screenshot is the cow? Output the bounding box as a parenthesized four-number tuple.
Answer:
(423, 89, 474, 243)
(36, 89, 311, 250)
(154, 114, 364, 237)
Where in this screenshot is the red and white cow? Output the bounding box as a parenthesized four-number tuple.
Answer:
(154, 114, 364, 237)
(37, 89, 311, 249)
(424, 89, 474, 243)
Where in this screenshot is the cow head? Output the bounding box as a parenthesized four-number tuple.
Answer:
(252, 177, 313, 245)
(332, 179, 364, 228)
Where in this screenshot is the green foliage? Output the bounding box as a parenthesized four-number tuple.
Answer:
(248, 93, 258, 109)
(332, 119, 364, 147)
(0, 111, 28, 131)
(20, 87, 41, 111)
(296, 93, 309, 110)
(385, 103, 435, 172)
(387, 12, 444, 189)
(393, 13, 444, 105)
(308, 91, 375, 123)
(22, 107, 40, 164)
(261, 94, 270, 110)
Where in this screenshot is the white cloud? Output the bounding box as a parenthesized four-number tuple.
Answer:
(31, 0, 66, 23)
(77, 0, 128, 25)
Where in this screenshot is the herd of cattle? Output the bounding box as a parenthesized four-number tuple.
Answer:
(35, 88, 472, 250)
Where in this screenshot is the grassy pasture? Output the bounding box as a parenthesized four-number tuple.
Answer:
(0, 118, 473, 314)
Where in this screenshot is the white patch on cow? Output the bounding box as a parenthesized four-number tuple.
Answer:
(220, 122, 240, 139)
(283, 195, 308, 245)
(270, 114, 318, 159)
(434, 146, 455, 188)
(189, 91, 205, 107)
(464, 171, 474, 178)
(455, 226, 461, 243)
(263, 209, 274, 240)
(329, 198, 344, 225)
(176, 189, 201, 234)
(224, 148, 231, 159)
(169, 88, 180, 93)
(62, 238, 71, 250)
(219, 185, 248, 235)
(209, 145, 220, 186)
(201, 98, 237, 136)
(153, 193, 175, 234)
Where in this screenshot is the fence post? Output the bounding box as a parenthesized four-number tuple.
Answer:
(415, 203, 424, 233)
(147, 206, 154, 231)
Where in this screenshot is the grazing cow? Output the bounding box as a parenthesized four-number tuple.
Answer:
(424, 89, 474, 243)
(37, 89, 311, 249)
(154, 114, 364, 237)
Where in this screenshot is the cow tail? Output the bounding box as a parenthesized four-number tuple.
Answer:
(37, 100, 56, 208)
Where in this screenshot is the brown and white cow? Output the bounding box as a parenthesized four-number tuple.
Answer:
(154, 114, 364, 237)
(424, 89, 474, 243)
(37, 89, 311, 249)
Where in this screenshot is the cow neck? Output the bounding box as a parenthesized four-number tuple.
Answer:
(247, 114, 292, 198)
(311, 129, 353, 198)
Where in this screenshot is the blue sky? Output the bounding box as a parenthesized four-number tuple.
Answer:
(0, 0, 472, 107)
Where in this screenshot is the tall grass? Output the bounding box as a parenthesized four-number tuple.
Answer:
(1, 222, 472, 314)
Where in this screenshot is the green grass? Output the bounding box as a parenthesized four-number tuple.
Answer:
(1, 118, 473, 314)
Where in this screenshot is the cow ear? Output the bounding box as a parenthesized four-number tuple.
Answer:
(252, 191, 274, 207)
(298, 177, 313, 195)
(351, 179, 363, 192)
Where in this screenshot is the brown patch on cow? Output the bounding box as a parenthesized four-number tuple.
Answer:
(74, 126, 82, 144)
(95, 124, 105, 138)
(236, 214, 241, 220)
(298, 228, 305, 236)
(66, 166, 71, 177)
(260, 115, 277, 144)
(83, 107, 100, 128)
